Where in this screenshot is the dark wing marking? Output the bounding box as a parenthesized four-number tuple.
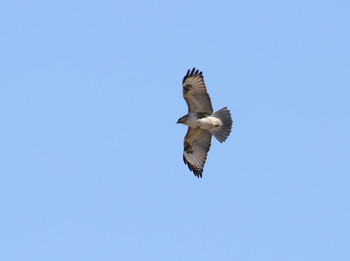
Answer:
(183, 127, 212, 178)
(182, 68, 213, 114)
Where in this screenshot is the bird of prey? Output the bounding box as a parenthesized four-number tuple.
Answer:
(177, 68, 233, 178)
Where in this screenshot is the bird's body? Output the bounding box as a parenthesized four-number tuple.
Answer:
(179, 113, 222, 129)
(177, 68, 233, 178)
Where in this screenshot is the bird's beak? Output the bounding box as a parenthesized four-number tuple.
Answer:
(176, 119, 180, 124)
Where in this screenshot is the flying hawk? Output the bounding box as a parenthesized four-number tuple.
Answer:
(177, 68, 233, 178)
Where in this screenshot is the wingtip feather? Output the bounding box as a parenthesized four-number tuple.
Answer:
(183, 155, 203, 178)
(182, 67, 203, 84)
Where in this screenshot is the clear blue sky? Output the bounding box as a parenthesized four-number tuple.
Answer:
(1, 1, 349, 260)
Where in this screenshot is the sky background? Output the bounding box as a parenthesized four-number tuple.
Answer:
(1, 0, 350, 260)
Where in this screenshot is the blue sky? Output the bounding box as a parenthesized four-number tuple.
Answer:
(1, 0, 349, 260)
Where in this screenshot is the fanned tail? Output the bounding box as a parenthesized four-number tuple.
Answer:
(209, 107, 233, 143)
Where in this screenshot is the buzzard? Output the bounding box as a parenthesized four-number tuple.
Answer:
(177, 68, 233, 178)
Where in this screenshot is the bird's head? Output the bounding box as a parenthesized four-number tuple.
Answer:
(177, 115, 188, 124)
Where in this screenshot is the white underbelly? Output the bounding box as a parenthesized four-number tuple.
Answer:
(187, 116, 222, 129)
(199, 117, 223, 129)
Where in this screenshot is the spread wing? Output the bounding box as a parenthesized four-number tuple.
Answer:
(183, 128, 212, 178)
(182, 68, 213, 114)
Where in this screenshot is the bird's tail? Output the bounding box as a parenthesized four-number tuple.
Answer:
(209, 107, 233, 143)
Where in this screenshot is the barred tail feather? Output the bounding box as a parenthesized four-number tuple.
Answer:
(209, 107, 233, 143)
